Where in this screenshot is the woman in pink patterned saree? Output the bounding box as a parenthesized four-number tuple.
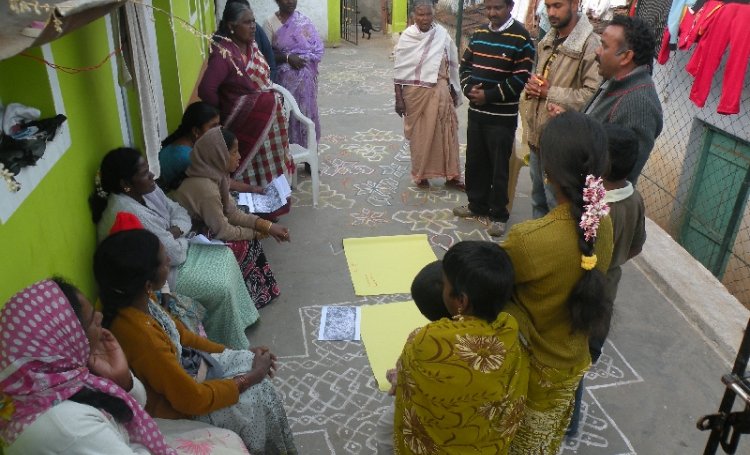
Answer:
(0, 279, 249, 455)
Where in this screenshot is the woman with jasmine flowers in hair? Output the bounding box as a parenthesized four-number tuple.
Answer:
(501, 111, 614, 454)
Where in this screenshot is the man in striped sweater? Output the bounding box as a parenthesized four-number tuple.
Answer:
(453, 0, 534, 237)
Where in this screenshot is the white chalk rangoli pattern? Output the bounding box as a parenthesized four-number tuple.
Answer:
(282, 46, 645, 455)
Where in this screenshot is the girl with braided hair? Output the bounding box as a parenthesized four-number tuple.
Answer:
(502, 111, 614, 454)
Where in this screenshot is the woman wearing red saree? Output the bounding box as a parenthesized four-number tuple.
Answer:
(199, 2, 294, 189)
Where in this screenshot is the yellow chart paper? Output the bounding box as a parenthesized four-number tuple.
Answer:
(343, 234, 437, 295)
(360, 301, 430, 392)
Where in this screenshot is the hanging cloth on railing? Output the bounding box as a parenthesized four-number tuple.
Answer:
(681, 2, 750, 114)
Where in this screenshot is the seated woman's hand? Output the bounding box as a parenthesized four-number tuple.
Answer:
(88, 328, 133, 391)
(233, 350, 275, 393)
(250, 346, 278, 378)
(268, 223, 290, 243)
(251, 350, 273, 377)
(168, 226, 184, 239)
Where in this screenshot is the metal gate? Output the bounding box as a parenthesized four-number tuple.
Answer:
(341, 0, 358, 44)
(680, 127, 750, 277)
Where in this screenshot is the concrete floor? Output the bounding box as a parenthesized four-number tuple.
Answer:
(248, 33, 744, 454)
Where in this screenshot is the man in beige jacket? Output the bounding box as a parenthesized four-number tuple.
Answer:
(523, 0, 601, 218)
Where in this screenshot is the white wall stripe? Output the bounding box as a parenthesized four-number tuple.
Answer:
(0, 44, 71, 223)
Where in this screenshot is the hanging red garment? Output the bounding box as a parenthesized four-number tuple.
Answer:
(684, 3, 750, 114)
(657, 27, 671, 64)
(629, 0, 638, 16)
(657, 4, 696, 64)
(678, 0, 723, 51)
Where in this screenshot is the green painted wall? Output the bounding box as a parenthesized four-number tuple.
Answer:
(327, 0, 341, 44)
(0, 48, 55, 117)
(0, 18, 124, 304)
(154, 0, 183, 131)
(154, 0, 215, 134)
(393, 0, 408, 32)
(0, 4, 216, 306)
(173, 0, 213, 107)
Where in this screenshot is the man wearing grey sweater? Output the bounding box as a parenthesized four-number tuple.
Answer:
(583, 16, 663, 184)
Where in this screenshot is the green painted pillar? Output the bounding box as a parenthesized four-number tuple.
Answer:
(327, 0, 341, 45)
(393, 0, 408, 33)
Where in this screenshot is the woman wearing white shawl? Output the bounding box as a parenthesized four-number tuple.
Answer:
(393, 1, 463, 189)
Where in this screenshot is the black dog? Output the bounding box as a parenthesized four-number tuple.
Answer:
(359, 16, 379, 39)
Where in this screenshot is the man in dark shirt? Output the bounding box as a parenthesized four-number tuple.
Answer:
(453, 0, 534, 237)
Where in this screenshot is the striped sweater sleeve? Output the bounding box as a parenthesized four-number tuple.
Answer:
(485, 30, 534, 103)
(459, 34, 477, 98)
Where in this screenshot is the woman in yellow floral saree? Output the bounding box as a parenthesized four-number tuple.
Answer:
(393, 241, 530, 454)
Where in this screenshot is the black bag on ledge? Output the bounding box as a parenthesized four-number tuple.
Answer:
(0, 114, 67, 175)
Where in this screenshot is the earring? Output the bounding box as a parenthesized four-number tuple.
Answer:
(543, 172, 549, 185)
(124, 187, 131, 193)
(452, 307, 464, 322)
(230, 29, 235, 34)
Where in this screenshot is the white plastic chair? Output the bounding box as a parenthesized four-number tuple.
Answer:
(272, 83, 319, 207)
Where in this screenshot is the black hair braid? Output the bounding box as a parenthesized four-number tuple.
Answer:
(98, 286, 132, 329)
(541, 112, 610, 337)
(558, 173, 609, 337)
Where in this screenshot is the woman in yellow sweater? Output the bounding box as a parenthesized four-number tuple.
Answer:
(503, 112, 614, 454)
(94, 224, 297, 454)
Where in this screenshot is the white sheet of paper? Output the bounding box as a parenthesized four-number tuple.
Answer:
(236, 176, 289, 213)
(237, 193, 256, 212)
(188, 234, 226, 246)
(318, 306, 361, 341)
(272, 174, 292, 199)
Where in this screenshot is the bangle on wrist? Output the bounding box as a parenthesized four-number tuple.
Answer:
(255, 218, 270, 234)
(236, 374, 248, 391)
